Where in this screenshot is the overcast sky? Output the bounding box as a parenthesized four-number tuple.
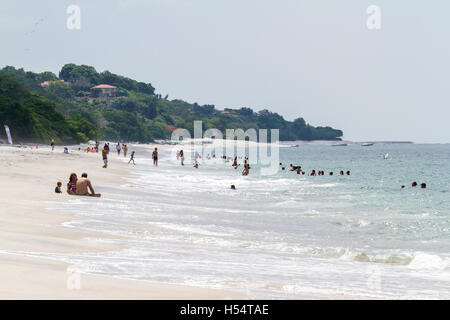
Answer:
(1, 0, 449, 142)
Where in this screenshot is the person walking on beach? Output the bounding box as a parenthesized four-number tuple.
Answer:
(116, 142, 121, 156)
(95, 141, 99, 152)
(179, 150, 184, 166)
(152, 147, 158, 166)
(102, 146, 108, 168)
(128, 151, 136, 165)
(50, 138, 55, 151)
(105, 143, 110, 155)
(123, 144, 128, 158)
(242, 160, 250, 176)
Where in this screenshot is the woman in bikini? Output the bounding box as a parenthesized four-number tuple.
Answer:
(67, 173, 78, 195)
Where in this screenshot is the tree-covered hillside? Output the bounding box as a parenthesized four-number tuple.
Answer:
(0, 64, 343, 143)
(0, 74, 95, 143)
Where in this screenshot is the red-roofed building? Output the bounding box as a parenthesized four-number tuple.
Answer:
(165, 125, 178, 132)
(91, 84, 118, 98)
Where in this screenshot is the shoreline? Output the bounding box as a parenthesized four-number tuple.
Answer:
(0, 143, 244, 299)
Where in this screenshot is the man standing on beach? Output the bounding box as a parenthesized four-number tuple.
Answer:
(123, 144, 127, 158)
(152, 147, 158, 166)
(116, 142, 121, 156)
(102, 146, 108, 168)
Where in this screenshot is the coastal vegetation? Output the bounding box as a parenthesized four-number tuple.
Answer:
(0, 64, 343, 143)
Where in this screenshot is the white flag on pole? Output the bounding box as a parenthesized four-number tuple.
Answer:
(4, 125, 13, 144)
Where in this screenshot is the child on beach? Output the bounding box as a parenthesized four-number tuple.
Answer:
(128, 151, 136, 165)
(55, 181, 62, 193)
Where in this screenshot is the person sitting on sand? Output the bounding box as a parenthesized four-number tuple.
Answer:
(231, 185, 236, 190)
(76, 173, 101, 197)
(329, 172, 334, 176)
(55, 181, 62, 193)
(193, 160, 199, 168)
(128, 151, 136, 165)
(401, 185, 405, 189)
(67, 173, 78, 195)
(412, 181, 417, 187)
(346, 170, 351, 175)
(420, 183, 426, 189)
(339, 170, 344, 176)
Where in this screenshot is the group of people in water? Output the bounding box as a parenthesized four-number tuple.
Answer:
(100, 142, 136, 168)
(279, 162, 351, 176)
(51, 136, 430, 197)
(402, 182, 426, 189)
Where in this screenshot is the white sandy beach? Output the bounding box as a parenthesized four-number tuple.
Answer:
(0, 144, 243, 299)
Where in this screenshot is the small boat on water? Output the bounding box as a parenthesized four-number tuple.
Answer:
(361, 143, 374, 146)
(331, 143, 348, 147)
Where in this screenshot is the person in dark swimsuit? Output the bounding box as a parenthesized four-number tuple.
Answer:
(152, 148, 158, 166)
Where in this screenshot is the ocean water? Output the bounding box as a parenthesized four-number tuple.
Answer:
(41, 143, 450, 298)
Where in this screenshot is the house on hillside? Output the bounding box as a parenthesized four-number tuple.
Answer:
(90, 84, 118, 98)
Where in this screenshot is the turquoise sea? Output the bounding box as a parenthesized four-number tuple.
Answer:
(38, 143, 450, 298)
